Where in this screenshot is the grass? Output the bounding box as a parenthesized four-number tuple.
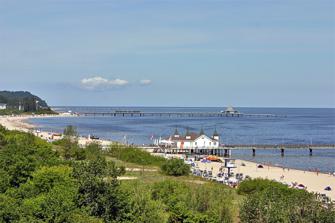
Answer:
(107, 145, 166, 166)
(51, 142, 243, 222)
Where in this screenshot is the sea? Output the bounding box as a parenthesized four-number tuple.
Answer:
(28, 107, 335, 173)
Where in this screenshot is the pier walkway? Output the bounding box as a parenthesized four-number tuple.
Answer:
(79, 111, 284, 118)
(224, 144, 335, 149)
(147, 144, 335, 157)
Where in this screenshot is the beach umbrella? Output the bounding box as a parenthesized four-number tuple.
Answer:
(206, 156, 223, 162)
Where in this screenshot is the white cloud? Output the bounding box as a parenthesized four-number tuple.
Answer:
(81, 76, 129, 90)
(140, 79, 152, 85)
(109, 78, 129, 86)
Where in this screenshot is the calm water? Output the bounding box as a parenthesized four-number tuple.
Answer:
(28, 107, 335, 173)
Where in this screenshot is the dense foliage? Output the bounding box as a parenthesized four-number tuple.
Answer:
(108, 145, 190, 176)
(122, 179, 236, 223)
(108, 145, 166, 166)
(1, 125, 334, 223)
(0, 126, 132, 222)
(160, 158, 190, 176)
(237, 178, 288, 195)
(238, 179, 335, 223)
(151, 180, 235, 222)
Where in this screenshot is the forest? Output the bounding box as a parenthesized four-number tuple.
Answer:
(0, 91, 55, 114)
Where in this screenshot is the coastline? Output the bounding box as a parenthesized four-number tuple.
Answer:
(0, 114, 114, 148)
(0, 114, 334, 200)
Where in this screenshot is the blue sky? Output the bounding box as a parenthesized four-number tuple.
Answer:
(0, 0, 334, 107)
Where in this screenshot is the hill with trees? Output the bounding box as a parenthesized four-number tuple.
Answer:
(0, 91, 55, 114)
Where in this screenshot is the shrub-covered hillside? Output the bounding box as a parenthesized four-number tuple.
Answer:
(0, 90, 53, 113)
(0, 125, 334, 223)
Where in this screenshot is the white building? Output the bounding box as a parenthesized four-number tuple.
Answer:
(223, 106, 239, 115)
(0, 103, 7, 110)
(158, 129, 220, 151)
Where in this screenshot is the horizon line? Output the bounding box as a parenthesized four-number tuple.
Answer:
(50, 105, 335, 109)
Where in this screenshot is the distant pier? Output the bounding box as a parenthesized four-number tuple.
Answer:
(79, 111, 284, 118)
(78, 106, 285, 118)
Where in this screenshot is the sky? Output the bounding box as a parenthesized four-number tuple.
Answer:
(0, 0, 334, 107)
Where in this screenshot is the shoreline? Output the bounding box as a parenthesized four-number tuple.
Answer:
(0, 114, 334, 200)
(0, 114, 114, 148)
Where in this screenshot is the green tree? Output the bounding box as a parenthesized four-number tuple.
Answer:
(85, 143, 102, 160)
(73, 157, 131, 222)
(0, 134, 59, 187)
(122, 181, 168, 223)
(63, 125, 78, 138)
(16, 166, 77, 221)
(160, 159, 190, 176)
(60, 126, 87, 160)
(239, 179, 335, 223)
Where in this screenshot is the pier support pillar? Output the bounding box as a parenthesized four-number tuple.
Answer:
(252, 148, 256, 156)
(224, 149, 230, 157)
(281, 148, 285, 157)
(309, 148, 313, 156)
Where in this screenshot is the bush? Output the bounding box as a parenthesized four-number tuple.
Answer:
(151, 180, 235, 223)
(237, 178, 288, 195)
(239, 179, 335, 223)
(160, 159, 190, 176)
(108, 145, 166, 166)
(121, 181, 168, 223)
(0, 133, 60, 187)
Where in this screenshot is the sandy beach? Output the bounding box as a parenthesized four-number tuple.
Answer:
(196, 159, 335, 200)
(0, 115, 36, 132)
(0, 114, 113, 148)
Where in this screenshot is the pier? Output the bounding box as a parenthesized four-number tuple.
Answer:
(225, 144, 335, 157)
(149, 144, 335, 157)
(79, 111, 284, 118)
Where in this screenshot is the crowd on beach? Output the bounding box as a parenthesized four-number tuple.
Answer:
(153, 151, 335, 201)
